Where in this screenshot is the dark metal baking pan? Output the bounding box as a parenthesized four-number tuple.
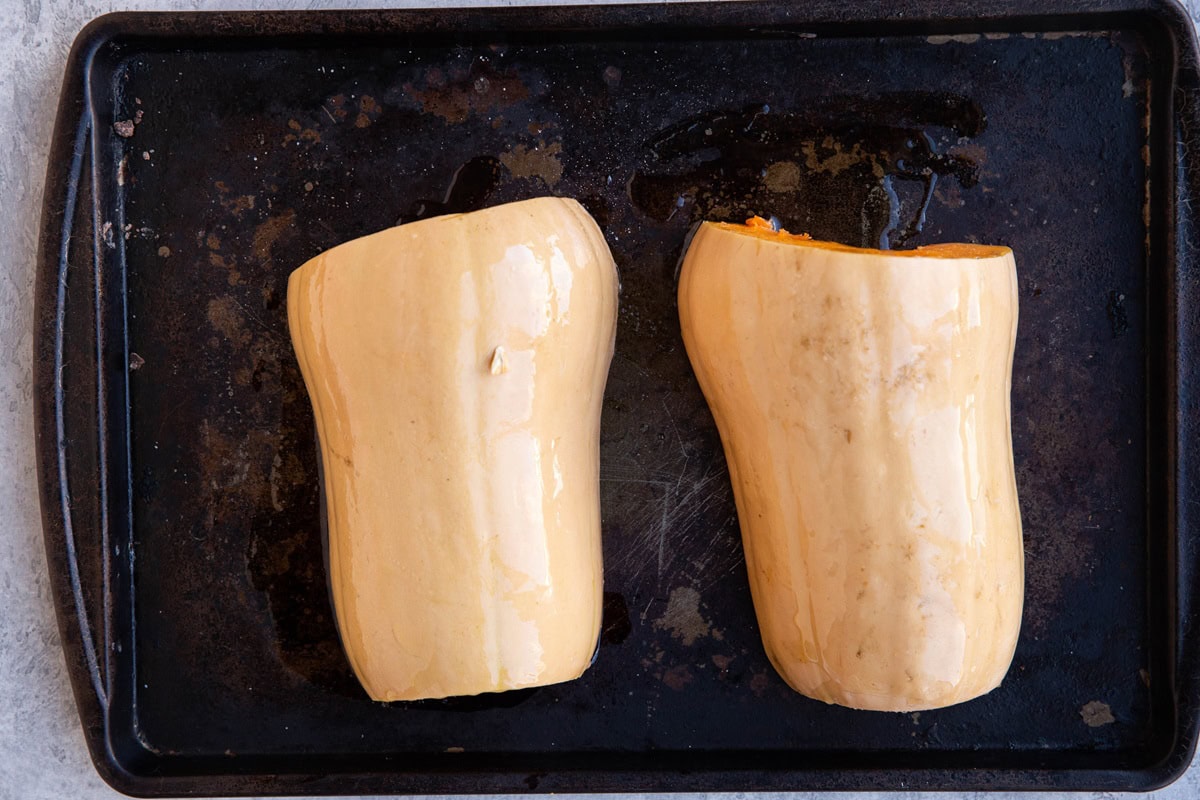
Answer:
(34, 0, 1200, 794)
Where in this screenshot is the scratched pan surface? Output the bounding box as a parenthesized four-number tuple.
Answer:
(34, 1, 1200, 795)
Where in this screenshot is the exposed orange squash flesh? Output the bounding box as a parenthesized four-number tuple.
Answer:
(720, 216, 1012, 259)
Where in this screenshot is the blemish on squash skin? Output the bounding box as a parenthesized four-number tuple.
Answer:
(489, 346, 509, 375)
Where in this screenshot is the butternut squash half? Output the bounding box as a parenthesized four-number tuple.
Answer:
(678, 218, 1023, 711)
(287, 198, 618, 701)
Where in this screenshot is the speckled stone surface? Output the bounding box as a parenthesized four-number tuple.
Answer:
(2, 1, 1200, 799)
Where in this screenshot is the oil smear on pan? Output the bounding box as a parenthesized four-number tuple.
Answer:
(397, 143, 566, 225)
(627, 92, 987, 250)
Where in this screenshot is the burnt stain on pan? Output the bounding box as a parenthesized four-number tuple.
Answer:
(629, 92, 985, 250)
(402, 63, 532, 125)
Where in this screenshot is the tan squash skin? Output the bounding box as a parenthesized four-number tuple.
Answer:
(678, 220, 1023, 711)
(287, 198, 618, 701)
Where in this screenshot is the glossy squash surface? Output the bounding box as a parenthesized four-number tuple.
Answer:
(288, 198, 618, 701)
(678, 219, 1023, 711)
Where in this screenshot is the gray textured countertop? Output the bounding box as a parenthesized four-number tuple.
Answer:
(3, 1, 1199, 798)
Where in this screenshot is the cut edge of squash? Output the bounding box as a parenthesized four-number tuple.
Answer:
(710, 216, 1012, 260)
